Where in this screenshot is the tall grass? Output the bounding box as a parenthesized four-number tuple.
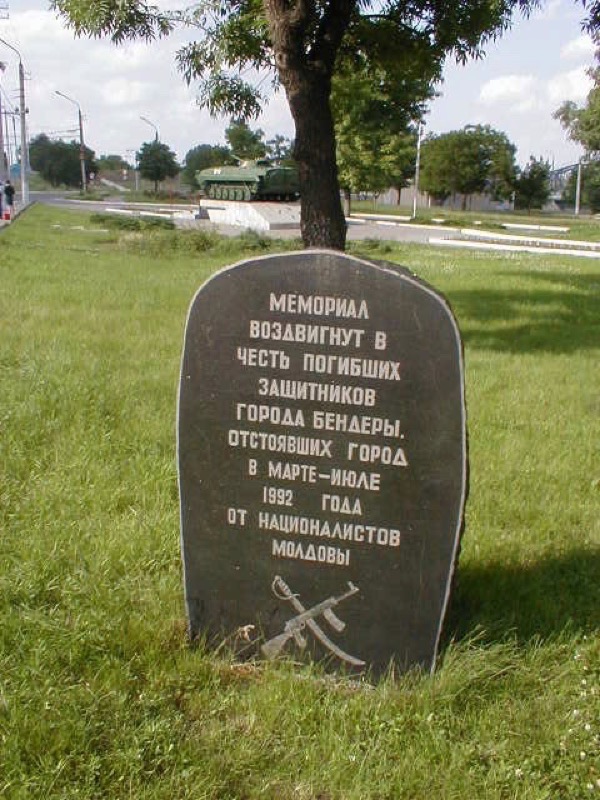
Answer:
(1, 206, 598, 799)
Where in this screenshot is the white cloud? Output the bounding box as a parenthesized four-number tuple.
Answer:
(11, 9, 68, 42)
(531, 0, 562, 21)
(0, 9, 222, 159)
(257, 89, 294, 140)
(100, 79, 149, 108)
(477, 63, 593, 121)
(478, 75, 538, 109)
(546, 66, 593, 104)
(560, 34, 595, 62)
(2, 0, 590, 170)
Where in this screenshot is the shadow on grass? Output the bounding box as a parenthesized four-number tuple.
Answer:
(446, 547, 600, 644)
(449, 271, 600, 354)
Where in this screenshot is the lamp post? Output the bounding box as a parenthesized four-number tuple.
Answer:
(575, 158, 583, 217)
(412, 121, 424, 219)
(0, 38, 29, 205)
(140, 115, 159, 142)
(55, 90, 87, 193)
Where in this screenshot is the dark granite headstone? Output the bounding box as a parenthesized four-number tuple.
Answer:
(178, 251, 467, 675)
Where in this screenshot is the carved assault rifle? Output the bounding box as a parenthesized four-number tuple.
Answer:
(261, 575, 365, 667)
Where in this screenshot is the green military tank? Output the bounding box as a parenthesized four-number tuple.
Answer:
(197, 158, 300, 201)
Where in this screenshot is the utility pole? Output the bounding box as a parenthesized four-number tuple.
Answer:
(0, 38, 29, 205)
(9, 110, 16, 167)
(126, 149, 140, 191)
(55, 90, 87, 193)
(0, 90, 6, 182)
(2, 109, 16, 168)
(17, 56, 26, 201)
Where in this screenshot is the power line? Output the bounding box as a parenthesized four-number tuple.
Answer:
(44, 129, 80, 137)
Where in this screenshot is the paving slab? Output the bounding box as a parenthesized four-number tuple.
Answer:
(502, 222, 569, 233)
(460, 227, 600, 251)
(429, 237, 600, 259)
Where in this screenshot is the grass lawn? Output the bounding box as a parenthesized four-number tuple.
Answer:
(1, 205, 598, 799)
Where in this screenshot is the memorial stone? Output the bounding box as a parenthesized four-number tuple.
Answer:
(178, 251, 467, 675)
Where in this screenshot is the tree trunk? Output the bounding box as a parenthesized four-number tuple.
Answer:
(264, 0, 354, 251)
(287, 73, 346, 249)
(343, 186, 351, 217)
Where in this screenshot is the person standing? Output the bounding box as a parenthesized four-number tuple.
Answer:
(4, 180, 14, 219)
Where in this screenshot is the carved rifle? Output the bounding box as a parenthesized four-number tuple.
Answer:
(261, 577, 364, 666)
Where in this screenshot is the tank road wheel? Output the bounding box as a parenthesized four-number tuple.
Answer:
(243, 186, 252, 202)
(207, 185, 215, 199)
(215, 186, 223, 200)
(235, 188, 243, 201)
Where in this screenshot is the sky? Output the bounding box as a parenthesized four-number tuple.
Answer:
(0, 0, 594, 170)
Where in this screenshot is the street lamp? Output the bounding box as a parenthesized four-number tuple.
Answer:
(0, 38, 29, 205)
(140, 115, 159, 142)
(55, 90, 87, 193)
(412, 121, 424, 219)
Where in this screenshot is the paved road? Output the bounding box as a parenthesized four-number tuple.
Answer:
(28, 191, 598, 258)
(346, 217, 457, 245)
(31, 190, 132, 215)
(30, 190, 459, 245)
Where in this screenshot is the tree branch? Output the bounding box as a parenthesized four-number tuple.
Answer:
(309, 0, 356, 74)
